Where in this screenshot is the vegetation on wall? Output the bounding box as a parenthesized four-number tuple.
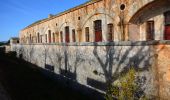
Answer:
(105, 67, 147, 100)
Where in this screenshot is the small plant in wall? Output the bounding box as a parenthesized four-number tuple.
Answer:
(105, 67, 148, 100)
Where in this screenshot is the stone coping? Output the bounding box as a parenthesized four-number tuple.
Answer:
(19, 40, 170, 46)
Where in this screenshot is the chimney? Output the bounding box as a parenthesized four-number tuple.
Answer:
(48, 14, 53, 18)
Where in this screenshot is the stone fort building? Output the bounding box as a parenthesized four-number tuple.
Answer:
(19, 0, 170, 43)
(12, 0, 170, 99)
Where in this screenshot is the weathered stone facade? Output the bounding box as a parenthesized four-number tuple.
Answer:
(11, 41, 170, 99)
(11, 42, 156, 98)
(13, 0, 170, 99)
(19, 0, 170, 43)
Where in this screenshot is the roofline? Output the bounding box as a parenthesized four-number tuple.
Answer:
(21, 0, 103, 31)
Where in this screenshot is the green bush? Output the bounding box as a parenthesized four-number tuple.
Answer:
(105, 68, 147, 100)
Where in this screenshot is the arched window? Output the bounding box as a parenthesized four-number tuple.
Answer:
(94, 20, 102, 42)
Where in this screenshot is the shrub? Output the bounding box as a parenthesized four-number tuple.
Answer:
(105, 68, 147, 100)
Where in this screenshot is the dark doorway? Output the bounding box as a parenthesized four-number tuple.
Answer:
(94, 20, 102, 42)
(146, 21, 154, 40)
(164, 11, 170, 40)
(65, 26, 70, 43)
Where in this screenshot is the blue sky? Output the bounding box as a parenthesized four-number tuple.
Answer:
(0, 0, 88, 41)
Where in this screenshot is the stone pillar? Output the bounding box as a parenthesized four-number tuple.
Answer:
(77, 28, 82, 42)
(128, 23, 140, 41)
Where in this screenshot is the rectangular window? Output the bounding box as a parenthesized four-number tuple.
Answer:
(48, 30, 51, 43)
(94, 20, 102, 42)
(146, 21, 154, 40)
(85, 27, 90, 42)
(72, 29, 76, 42)
(107, 24, 113, 41)
(60, 31, 63, 42)
(65, 26, 70, 43)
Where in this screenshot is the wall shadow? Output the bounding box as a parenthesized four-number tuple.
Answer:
(0, 52, 104, 100)
(92, 42, 154, 98)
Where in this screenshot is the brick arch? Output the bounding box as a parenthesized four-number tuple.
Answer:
(58, 21, 76, 43)
(58, 21, 75, 32)
(129, 0, 170, 24)
(80, 8, 115, 29)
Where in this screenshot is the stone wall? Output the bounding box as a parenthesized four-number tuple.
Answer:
(11, 41, 168, 98)
(155, 44, 170, 99)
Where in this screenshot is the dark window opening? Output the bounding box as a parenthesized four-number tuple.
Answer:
(78, 17, 81, 20)
(85, 27, 90, 42)
(37, 33, 40, 43)
(164, 11, 170, 40)
(146, 21, 154, 40)
(48, 30, 51, 43)
(107, 24, 113, 41)
(60, 31, 63, 42)
(120, 4, 125, 10)
(72, 29, 76, 42)
(94, 20, 102, 42)
(65, 26, 70, 43)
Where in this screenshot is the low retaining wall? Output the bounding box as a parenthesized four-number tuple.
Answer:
(11, 41, 170, 99)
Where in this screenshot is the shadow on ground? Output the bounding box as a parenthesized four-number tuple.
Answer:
(0, 51, 102, 100)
